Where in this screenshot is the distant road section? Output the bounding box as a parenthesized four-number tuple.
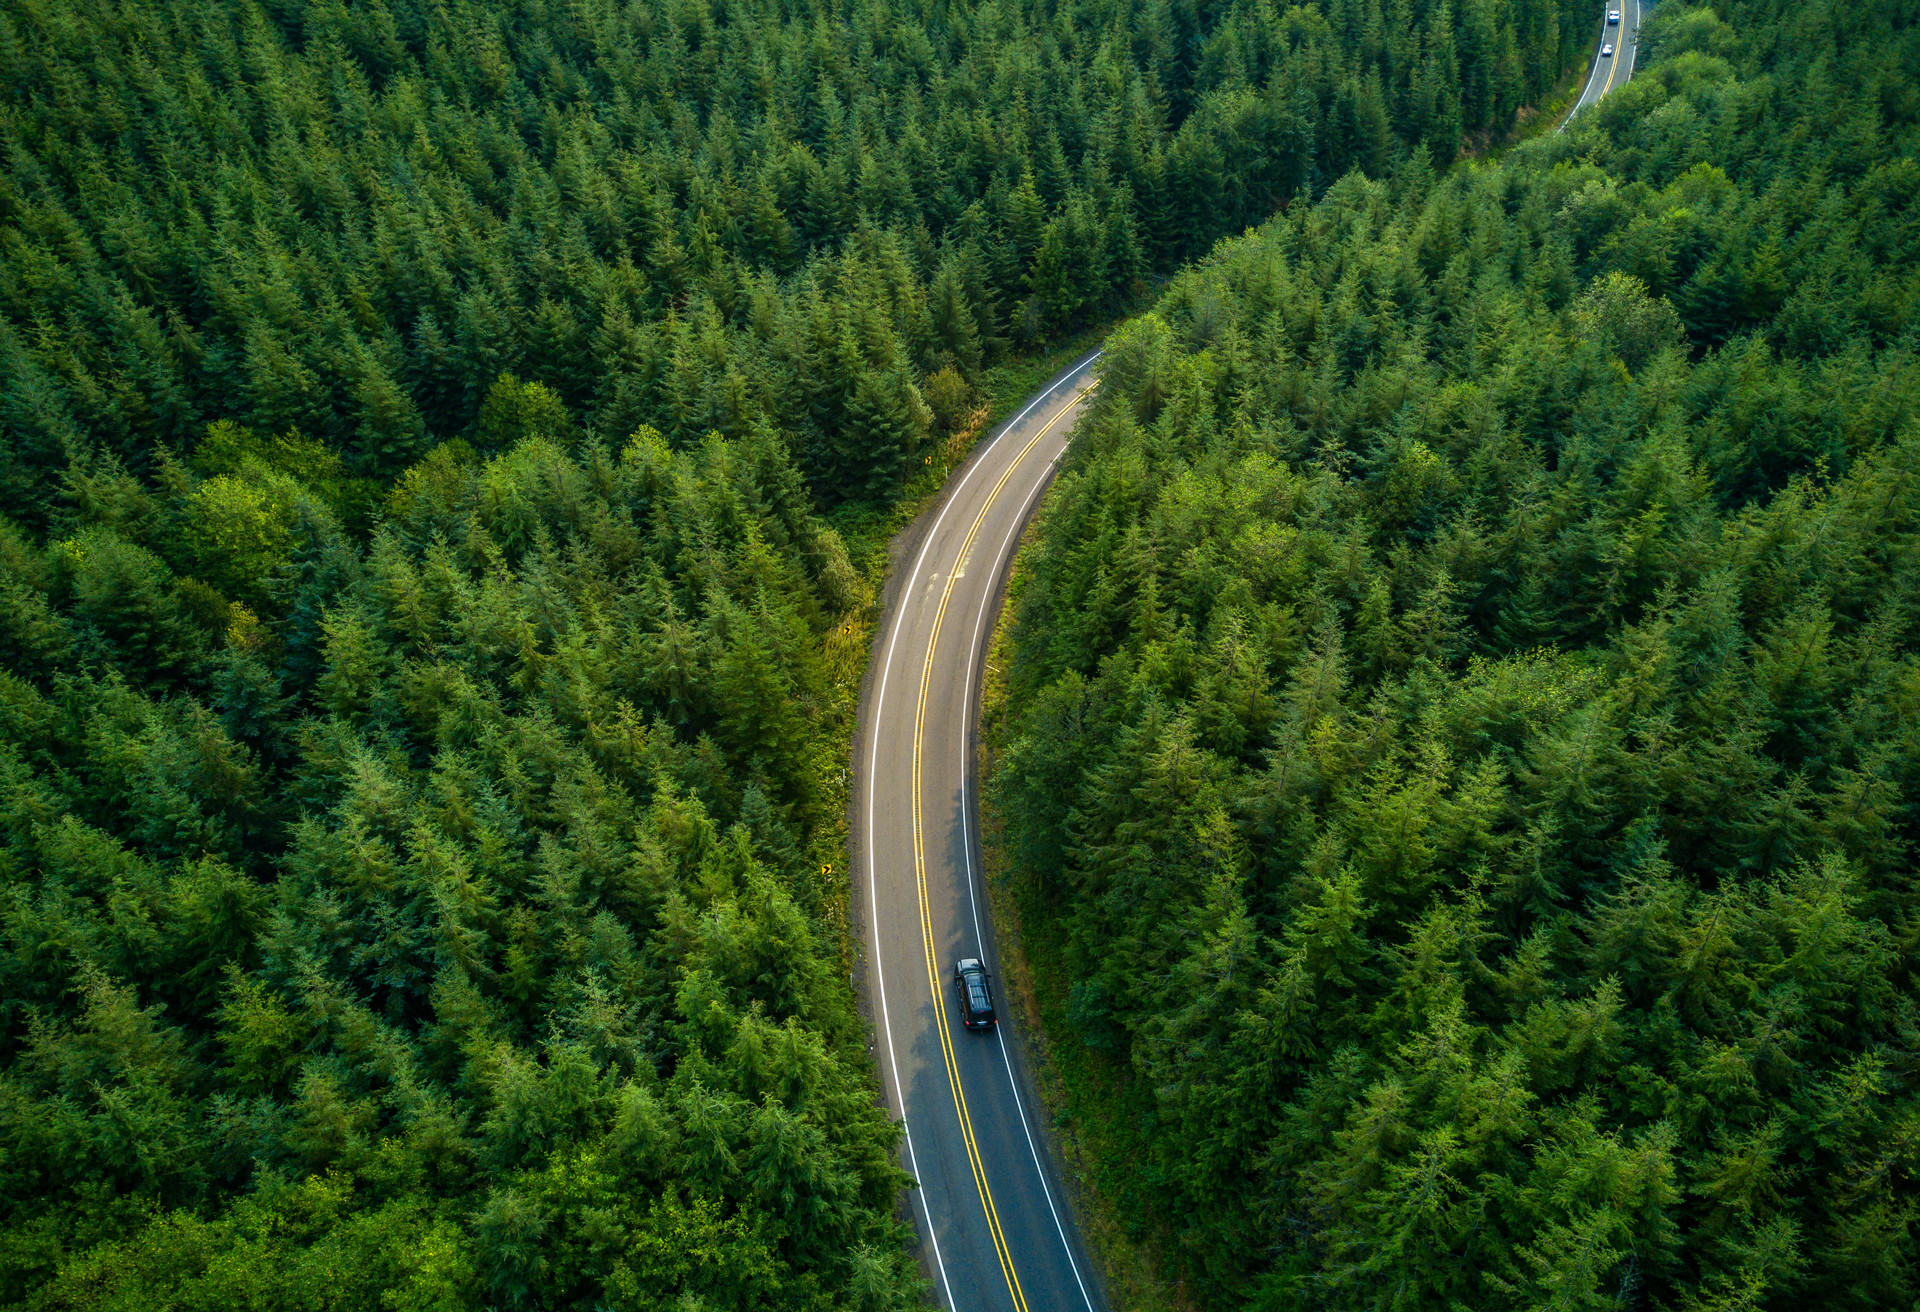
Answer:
(1565, 0, 1644, 124)
(857, 353, 1108, 1312)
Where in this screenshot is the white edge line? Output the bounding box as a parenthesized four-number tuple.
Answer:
(1561, 0, 1639, 131)
(957, 370, 1101, 1312)
(863, 350, 1100, 1310)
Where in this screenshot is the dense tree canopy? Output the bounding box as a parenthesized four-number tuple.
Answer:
(0, 0, 1594, 512)
(0, 405, 931, 1308)
(0, 0, 1604, 1297)
(994, 0, 1920, 1307)
(0, 0, 1733, 1303)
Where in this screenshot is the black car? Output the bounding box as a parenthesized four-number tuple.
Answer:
(954, 958, 996, 1030)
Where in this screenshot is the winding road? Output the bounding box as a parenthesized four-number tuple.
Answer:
(855, 8, 1648, 1304)
(857, 351, 1108, 1312)
(1565, 0, 1644, 125)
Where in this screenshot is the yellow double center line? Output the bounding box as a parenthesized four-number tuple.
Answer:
(1595, 5, 1626, 101)
(909, 382, 1089, 1312)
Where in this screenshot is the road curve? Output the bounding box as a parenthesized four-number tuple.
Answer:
(857, 351, 1108, 1312)
(1564, 0, 1644, 126)
(864, 2, 1641, 1287)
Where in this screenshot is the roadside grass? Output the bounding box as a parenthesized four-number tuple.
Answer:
(1514, 62, 1594, 145)
(825, 318, 1118, 591)
(807, 318, 1119, 974)
(805, 307, 1168, 1298)
(974, 321, 1116, 426)
(887, 44, 1601, 1287)
(1458, 55, 1591, 162)
(976, 533, 1195, 1312)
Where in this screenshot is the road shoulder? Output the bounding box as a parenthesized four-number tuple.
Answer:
(973, 524, 1194, 1312)
(839, 336, 1116, 1295)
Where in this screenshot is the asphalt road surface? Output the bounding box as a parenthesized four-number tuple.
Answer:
(857, 350, 1108, 1312)
(1566, 0, 1643, 124)
(860, 5, 1644, 1293)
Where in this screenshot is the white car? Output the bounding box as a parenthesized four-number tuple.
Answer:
(1601, 42, 1614, 55)
(1608, 9, 1621, 22)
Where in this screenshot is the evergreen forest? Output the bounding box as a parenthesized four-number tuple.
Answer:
(1, 0, 1594, 514)
(993, 0, 1920, 1308)
(0, 0, 1603, 1301)
(4, 0, 1909, 1302)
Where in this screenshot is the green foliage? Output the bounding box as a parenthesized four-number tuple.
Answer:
(995, 1, 1920, 1307)
(0, 417, 916, 1309)
(0, 0, 1596, 524)
(1574, 272, 1687, 371)
(0, 0, 1864, 1301)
